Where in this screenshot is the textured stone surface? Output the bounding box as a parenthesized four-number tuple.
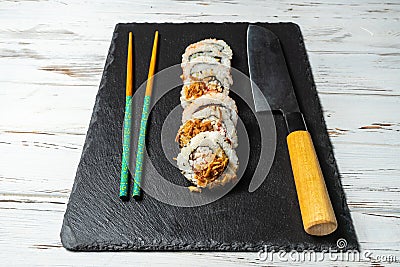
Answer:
(60, 23, 358, 251)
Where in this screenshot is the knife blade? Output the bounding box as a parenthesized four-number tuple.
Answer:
(247, 24, 337, 236)
(247, 25, 299, 114)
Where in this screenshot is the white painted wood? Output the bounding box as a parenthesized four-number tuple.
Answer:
(0, 0, 399, 266)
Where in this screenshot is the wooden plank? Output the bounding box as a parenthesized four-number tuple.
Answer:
(0, 201, 398, 266)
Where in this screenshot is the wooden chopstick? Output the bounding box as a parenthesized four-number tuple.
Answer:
(119, 32, 133, 200)
(132, 31, 159, 199)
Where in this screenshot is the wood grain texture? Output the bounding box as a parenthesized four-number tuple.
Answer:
(0, 0, 399, 266)
(287, 130, 337, 236)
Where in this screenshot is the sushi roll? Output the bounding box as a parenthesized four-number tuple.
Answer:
(180, 78, 225, 108)
(180, 60, 232, 107)
(176, 116, 238, 148)
(181, 56, 232, 84)
(182, 38, 233, 64)
(176, 39, 238, 192)
(180, 39, 233, 107)
(182, 93, 238, 126)
(176, 132, 238, 189)
(183, 54, 231, 68)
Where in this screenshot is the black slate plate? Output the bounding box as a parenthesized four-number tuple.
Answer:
(60, 23, 358, 251)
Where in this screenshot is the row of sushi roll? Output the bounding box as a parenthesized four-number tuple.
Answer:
(176, 39, 239, 192)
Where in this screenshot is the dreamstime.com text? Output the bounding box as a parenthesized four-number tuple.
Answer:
(257, 239, 398, 263)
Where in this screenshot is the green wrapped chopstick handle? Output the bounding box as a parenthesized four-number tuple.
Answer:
(119, 96, 132, 199)
(132, 96, 151, 198)
(131, 31, 158, 200)
(119, 32, 133, 200)
(132, 31, 158, 199)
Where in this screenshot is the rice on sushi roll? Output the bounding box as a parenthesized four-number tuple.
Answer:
(176, 116, 238, 148)
(182, 93, 238, 126)
(180, 39, 233, 107)
(176, 100, 238, 148)
(182, 38, 233, 64)
(176, 132, 238, 189)
(180, 61, 232, 107)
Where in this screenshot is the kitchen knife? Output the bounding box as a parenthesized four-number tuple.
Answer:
(247, 25, 337, 236)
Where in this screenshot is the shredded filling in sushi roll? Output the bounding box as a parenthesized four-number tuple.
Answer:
(182, 77, 224, 101)
(180, 67, 232, 105)
(176, 118, 218, 147)
(177, 132, 238, 189)
(176, 116, 237, 148)
(190, 146, 228, 187)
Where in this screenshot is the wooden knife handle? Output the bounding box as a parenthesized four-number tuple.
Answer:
(287, 130, 337, 236)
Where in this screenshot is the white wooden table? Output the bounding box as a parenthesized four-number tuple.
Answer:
(0, 1, 399, 266)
